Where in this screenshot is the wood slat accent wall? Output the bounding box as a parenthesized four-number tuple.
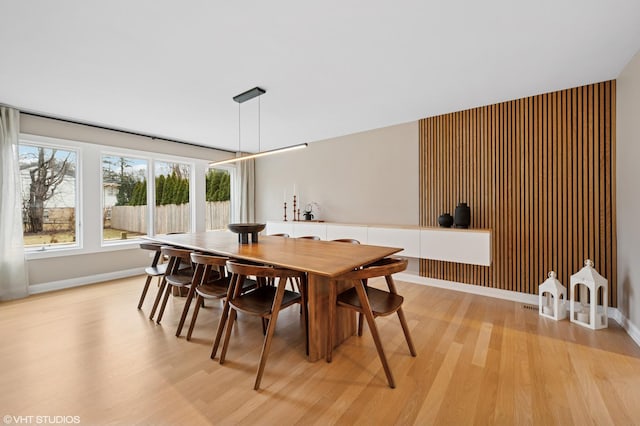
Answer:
(419, 81, 617, 305)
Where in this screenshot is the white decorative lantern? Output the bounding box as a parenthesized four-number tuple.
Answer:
(569, 259, 608, 329)
(538, 271, 567, 320)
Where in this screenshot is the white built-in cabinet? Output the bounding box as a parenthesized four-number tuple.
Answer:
(265, 221, 491, 266)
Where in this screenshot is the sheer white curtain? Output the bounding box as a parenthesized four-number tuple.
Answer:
(232, 156, 255, 223)
(0, 106, 29, 300)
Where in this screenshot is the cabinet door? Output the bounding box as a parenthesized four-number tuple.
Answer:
(325, 225, 368, 243)
(420, 229, 491, 266)
(292, 222, 327, 240)
(367, 227, 420, 258)
(265, 221, 294, 236)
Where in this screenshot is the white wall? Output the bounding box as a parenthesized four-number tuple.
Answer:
(20, 114, 226, 287)
(255, 121, 419, 226)
(617, 50, 640, 333)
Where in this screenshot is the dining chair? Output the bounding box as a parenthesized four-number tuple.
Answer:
(269, 233, 290, 237)
(137, 243, 167, 309)
(297, 235, 320, 240)
(326, 257, 416, 388)
(331, 238, 366, 333)
(212, 261, 308, 390)
(175, 253, 227, 338)
(180, 253, 256, 340)
(150, 246, 195, 324)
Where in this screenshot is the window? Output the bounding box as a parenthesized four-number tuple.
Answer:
(205, 168, 231, 230)
(154, 161, 191, 234)
(102, 155, 148, 242)
(19, 143, 78, 249)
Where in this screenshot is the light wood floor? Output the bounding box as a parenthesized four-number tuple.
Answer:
(1, 276, 640, 425)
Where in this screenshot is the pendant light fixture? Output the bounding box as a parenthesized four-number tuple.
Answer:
(209, 87, 307, 166)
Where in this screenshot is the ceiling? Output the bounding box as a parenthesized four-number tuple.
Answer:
(2, 1, 640, 153)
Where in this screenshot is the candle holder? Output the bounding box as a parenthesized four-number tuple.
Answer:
(283, 202, 287, 221)
(292, 195, 297, 221)
(297, 208, 301, 221)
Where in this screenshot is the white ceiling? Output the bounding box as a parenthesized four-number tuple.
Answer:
(2, 1, 640, 153)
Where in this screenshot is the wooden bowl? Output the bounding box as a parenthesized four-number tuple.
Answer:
(227, 223, 266, 234)
(227, 223, 266, 243)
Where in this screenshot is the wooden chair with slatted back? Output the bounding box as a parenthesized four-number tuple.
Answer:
(180, 253, 256, 340)
(297, 235, 320, 240)
(327, 257, 416, 388)
(174, 253, 228, 338)
(138, 243, 167, 309)
(269, 233, 290, 237)
(150, 246, 194, 324)
(331, 238, 366, 333)
(212, 261, 308, 390)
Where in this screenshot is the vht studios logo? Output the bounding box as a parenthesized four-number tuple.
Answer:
(3, 416, 81, 425)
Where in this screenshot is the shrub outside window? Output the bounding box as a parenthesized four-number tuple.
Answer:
(102, 155, 148, 242)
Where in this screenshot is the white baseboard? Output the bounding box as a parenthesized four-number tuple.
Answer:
(395, 272, 539, 305)
(28, 267, 145, 295)
(396, 272, 640, 348)
(611, 309, 640, 348)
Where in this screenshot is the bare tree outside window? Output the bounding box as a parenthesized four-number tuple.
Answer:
(19, 144, 77, 247)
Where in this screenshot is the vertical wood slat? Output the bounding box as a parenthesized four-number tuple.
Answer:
(418, 81, 617, 305)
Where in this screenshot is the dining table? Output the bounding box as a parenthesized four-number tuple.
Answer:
(144, 230, 402, 361)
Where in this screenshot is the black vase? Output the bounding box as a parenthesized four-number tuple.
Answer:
(454, 202, 471, 228)
(438, 213, 454, 228)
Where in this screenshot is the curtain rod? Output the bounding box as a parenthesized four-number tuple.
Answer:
(18, 109, 235, 154)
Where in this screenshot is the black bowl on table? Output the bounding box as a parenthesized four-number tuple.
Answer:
(227, 223, 266, 244)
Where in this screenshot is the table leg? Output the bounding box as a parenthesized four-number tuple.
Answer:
(306, 273, 356, 362)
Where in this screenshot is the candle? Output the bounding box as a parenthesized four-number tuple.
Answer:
(293, 183, 296, 198)
(283, 189, 286, 203)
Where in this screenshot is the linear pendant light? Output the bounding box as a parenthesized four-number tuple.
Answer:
(209, 86, 307, 166)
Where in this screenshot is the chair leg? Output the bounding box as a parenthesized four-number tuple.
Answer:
(176, 285, 197, 337)
(211, 275, 239, 359)
(396, 307, 417, 357)
(254, 278, 287, 390)
(138, 275, 153, 309)
(211, 298, 231, 359)
(186, 294, 203, 341)
(149, 278, 167, 320)
(357, 313, 364, 336)
(326, 279, 337, 363)
(300, 274, 309, 356)
(357, 278, 368, 336)
(353, 282, 395, 388)
(219, 309, 237, 364)
(156, 284, 173, 324)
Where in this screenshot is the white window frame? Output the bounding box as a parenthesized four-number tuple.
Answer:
(151, 157, 196, 236)
(205, 164, 234, 231)
(100, 151, 151, 246)
(19, 134, 82, 255)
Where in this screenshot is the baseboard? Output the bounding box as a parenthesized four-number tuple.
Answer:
(28, 267, 145, 295)
(610, 308, 640, 348)
(395, 272, 539, 306)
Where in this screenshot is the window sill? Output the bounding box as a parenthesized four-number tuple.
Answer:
(25, 240, 143, 260)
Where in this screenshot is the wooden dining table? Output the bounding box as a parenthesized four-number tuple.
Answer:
(145, 230, 402, 361)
